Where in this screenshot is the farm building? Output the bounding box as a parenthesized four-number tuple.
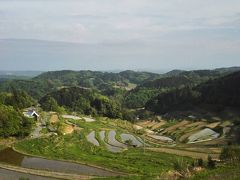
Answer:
(23, 110, 40, 120)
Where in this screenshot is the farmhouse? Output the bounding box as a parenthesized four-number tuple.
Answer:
(23, 110, 40, 120)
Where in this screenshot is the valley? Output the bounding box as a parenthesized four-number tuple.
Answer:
(1, 1, 240, 179)
(0, 68, 239, 179)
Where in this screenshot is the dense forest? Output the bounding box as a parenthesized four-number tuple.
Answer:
(0, 88, 35, 137)
(146, 71, 240, 117)
(124, 76, 194, 108)
(40, 87, 122, 119)
(123, 68, 240, 109)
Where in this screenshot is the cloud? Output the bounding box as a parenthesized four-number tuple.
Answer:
(1, 0, 240, 43)
(0, 0, 240, 70)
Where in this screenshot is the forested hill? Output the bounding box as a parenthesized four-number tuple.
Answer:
(0, 70, 160, 99)
(124, 67, 240, 109)
(119, 70, 160, 84)
(34, 70, 160, 87)
(140, 76, 193, 89)
(163, 67, 240, 78)
(145, 71, 240, 116)
(124, 76, 195, 109)
(39, 87, 122, 118)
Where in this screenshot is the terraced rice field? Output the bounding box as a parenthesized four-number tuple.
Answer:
(136, 120, 166, 130)
(83, 117, 96, 122)
(148, 147, 219, 161)
(177, 122, 209, 142)
(99, 131, 122, 153)
(62, 115, 82, 120)
(188, 128, 220, 143)
(147, 134, 174, 143)
(108, 130, 127, 148)
(120, 134, 143, 147)
(162, 120, 191, 134)
(86, 129, 144, 152)
(137, 120, 151, 127)
(86, 131, 99, 146)
(62, 115, 96, 122)
(137, 119, 232, 147)
(48, 116, 230, 161)
(206, 122, 221, 129)
(151, 121, 166, 130)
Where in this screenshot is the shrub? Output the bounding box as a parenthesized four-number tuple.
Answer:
(173, 158, 189, 176)
(220, 145, 240, 162)
(207, 155, 215, 169)
(125, 139, 133, 146)
(197, 158, 204, 167)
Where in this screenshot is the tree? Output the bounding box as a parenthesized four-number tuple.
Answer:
(197, 158, 203, 167)
(220, 145, 240, 162)
(4, 88, 35, 109)
(207, 155, 215, 169)
(0, 105, 34, 137)
(41, 96, 59, 112)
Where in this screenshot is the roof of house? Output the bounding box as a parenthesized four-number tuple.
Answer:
(26, 110, 40, 117)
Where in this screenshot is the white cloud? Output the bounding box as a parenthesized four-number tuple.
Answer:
(0, 0, 240, 43)
(0, 0, 240, 70)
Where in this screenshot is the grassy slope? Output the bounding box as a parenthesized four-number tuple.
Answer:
(14, 118, 192, 177)
(14, 135, 192, 176)
(190, 163, 240, 180)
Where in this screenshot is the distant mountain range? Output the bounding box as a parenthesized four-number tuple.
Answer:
(0, 71, 43, 78)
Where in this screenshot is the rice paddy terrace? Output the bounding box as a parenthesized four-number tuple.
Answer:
(135, 119, 234, 160)
(7, 114, 194, 178)
(1, 112, 236, 179)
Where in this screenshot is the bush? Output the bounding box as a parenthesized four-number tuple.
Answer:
(0, 105, 34, 137)
(197, 158, 204, 167)
(173, 158, 189, 176)
(220, 145, 240, 162)
(207, 155, 215, 169)
(125, 139, 133, 146)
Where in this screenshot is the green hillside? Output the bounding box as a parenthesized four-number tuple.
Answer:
(39, 87, 122, 118)
(146, 71, 240, 119)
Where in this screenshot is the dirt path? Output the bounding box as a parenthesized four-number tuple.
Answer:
(31, 123, 43, 139)
(147, 147, 220, 160)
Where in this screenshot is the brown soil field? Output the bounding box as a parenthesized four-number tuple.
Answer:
(146, 121, 158, 128)
(50, 114, 59, 124)
(162, 120, 190, 134)
(185, 121, 207, 128)
(137, 121, 151, 127)
(178, 124, 208, 142)
(151, 121, 166, 130)
(62, 124, 74, 135)
(206, 122, 221, 129)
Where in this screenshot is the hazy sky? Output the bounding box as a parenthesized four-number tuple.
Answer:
(0, 0, 240, 71)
